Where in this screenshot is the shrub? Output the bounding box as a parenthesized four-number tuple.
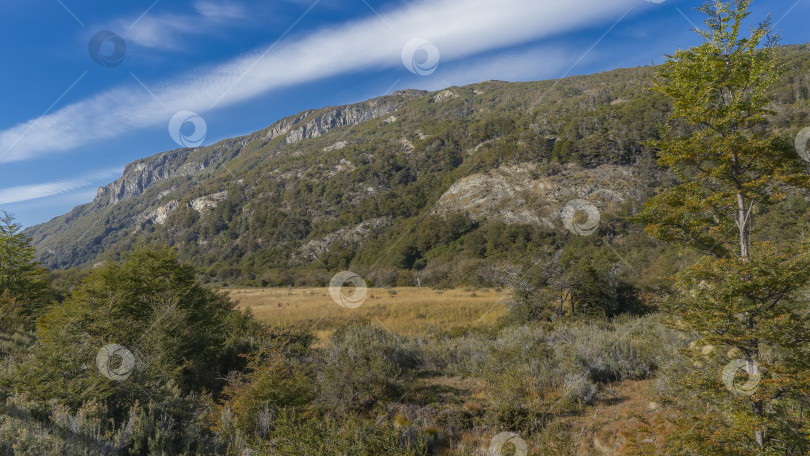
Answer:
(317, 323, 417, 413)
(0, 390, 220, 455)
(13, 246, 260, 416)
(216, 344, 314, 443)
(547, 316, 675, 383)
(562, 373, 598, 405)
(250, 409, 429, 455)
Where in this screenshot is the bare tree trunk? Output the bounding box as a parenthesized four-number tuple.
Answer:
(567, 290, 574, 317)
(749, 351, 764, 448)
(737, 192, 749, 261)
(753, 401, 764, 448)
(738, 192, 765, 448)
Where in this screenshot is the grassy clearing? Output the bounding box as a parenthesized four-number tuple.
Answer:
(228, 287, 509, 337)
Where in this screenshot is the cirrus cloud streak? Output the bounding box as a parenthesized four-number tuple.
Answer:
(0, 0, 642, 163)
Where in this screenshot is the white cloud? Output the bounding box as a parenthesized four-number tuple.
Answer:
(0, 180, 89, 205)
(193, 1, 249, 19)
(0, 0, 639, 163)
(0, 167, 123, 204)
(121, 1, 250, 50)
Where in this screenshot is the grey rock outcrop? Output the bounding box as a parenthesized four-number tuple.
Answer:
(94, 149, 209, 208)
(296, 217, 392, 262)
(284, 90, 426, 144)
(190, 191, 229, 213)
(433, 163, 639, 226)
(143, 200, 180, 225)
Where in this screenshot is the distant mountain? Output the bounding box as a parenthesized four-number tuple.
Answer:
(26, 44, 810, 286)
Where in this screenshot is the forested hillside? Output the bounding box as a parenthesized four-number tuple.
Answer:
(27, 45, 810, 291)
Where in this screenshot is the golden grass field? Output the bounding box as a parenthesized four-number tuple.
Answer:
(228, 287, 510, 338)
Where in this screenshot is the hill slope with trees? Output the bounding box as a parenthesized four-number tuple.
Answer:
(24, 45, 810, 292)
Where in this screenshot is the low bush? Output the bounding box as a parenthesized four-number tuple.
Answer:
(215, 344, 314, 445)
(317, 323, 419, 413)
(248, 409, 429, 455)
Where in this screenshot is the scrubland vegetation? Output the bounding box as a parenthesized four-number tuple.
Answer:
(0, 243, 681, 454)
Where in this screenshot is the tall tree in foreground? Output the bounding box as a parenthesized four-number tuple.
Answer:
(640, 1, 810, 453)
(0, 211, 48, 329)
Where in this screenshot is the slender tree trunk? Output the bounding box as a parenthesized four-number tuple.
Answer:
(565, 289, 571, 315)
(753, 399, 764, 448)
(749, 345, 764, 449)
(737, 192, 749, 261)
(738, 192, 764, 448)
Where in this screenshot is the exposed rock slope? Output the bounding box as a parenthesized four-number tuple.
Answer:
(433, 163, 639, 226)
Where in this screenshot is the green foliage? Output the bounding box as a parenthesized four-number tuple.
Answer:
(245, 408, 429, 456)
(0, 212, 49, 329)
(13, 246, 259, 415)
(317, 323, 417, 413)
(508, 223, 649, 323)
(662, 243, 810, 455)
(642, 3, 809, 256)
(216, 342, 314, 443)
(639, 1, 810, 452)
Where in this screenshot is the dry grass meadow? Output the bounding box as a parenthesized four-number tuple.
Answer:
(225, 286, 679, 454)
(228, 286, 510, 338)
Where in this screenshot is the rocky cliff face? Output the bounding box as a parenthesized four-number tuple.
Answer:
(25, 88, 437, 269)
(283, 90, 426, 144)
(433, 163, 640, 226)
(93, 149, 210, 208)
(89, 90, 427, 213)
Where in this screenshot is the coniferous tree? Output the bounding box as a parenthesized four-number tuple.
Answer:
(0, 211, 48, 329)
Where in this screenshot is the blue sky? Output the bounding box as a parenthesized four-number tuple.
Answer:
(0, 0, 807, 227)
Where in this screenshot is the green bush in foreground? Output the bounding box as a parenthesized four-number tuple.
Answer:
(242, 409, 429, 456)
(317, 323, 419, 413)
(12, 246, 259, 416)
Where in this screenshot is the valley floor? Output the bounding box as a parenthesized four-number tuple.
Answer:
(230, 287, 677, 455)
(229, 287, 509, 337)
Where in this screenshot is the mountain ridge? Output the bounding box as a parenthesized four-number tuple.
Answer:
(25, 44, 810, 285)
